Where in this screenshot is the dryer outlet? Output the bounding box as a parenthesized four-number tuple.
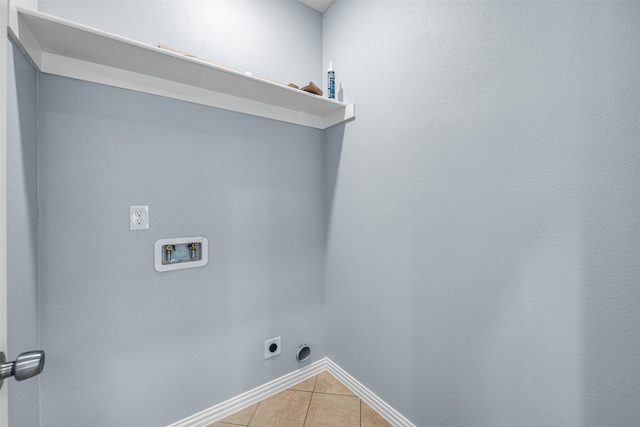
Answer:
(264, 336, 281, 359)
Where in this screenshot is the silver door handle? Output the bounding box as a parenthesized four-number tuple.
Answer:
(0, 351, 45, 390)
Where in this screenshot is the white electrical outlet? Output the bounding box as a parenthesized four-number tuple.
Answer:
(130, 205, 149, 230)
(265, 336, 281, 359)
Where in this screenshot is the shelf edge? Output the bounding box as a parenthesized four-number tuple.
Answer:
(14, 6, 356, 130)
(42, 52, 335, 128)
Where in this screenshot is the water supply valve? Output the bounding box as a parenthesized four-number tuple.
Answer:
(154, 236, 208, 272)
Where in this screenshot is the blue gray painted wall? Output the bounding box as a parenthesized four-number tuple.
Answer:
(324, 1, 640, 426)
(7, 36, 40, 427)
(7, 1, 640, 426)
(37, 76, 326, 427)
(38, 0, 323, 87)
(32, 1, 326, 426)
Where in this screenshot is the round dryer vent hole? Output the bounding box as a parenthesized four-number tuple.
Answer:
(296, 344, 311, 363)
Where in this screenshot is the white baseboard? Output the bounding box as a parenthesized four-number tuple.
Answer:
(325, 359, 417, 427)
(166, 358, 327, 427)
(166, 357, 415, 427)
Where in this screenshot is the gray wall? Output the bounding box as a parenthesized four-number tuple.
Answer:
(7, 37, 40, 427)
(8, 0, 640, 426)
(38, 0, 323, 87)
(324, 1, 640, 427)
(33, 1, 326, 426)
(37, 76, 326, 427)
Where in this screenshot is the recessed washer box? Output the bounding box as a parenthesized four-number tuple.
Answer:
(154, 236, 208, 272)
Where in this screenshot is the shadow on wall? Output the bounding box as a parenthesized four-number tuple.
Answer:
(324, 123, 345, 222)
(10, 41, 39, 281)
(581, 139, 640, 426)
(7, 39, 40, 427)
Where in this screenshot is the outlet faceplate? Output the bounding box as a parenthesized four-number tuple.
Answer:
(130, 205, 149, 230)
(265, 336, 281, 359)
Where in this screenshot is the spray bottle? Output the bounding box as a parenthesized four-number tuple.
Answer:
(327, 61, 335, 100)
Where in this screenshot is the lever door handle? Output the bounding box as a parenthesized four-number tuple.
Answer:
(0, 351, 45, 389)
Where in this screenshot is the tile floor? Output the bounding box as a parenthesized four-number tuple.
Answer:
(207, 371, 393, 427)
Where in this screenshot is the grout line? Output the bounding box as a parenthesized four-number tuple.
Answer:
(217, 370, 389, 427)
(300, 374, 317, 427)
(245, 400, 260, 427)
(312, 391, 358, 397)
(301, 390, 314, 427)
(221, 376, 369, 427)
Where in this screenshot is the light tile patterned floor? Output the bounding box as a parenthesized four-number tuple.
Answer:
(208, 371, 393, 427)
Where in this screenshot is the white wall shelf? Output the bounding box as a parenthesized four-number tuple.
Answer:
(11, 7, 355, 130)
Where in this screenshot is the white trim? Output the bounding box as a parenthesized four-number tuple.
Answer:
(12, 6, 355, 130)
(39, 53, 331, 129)
(166, 359, 328, 427)
(7, 0, 35, 37)
(323, 102, 356, 129)
(325, 359, 417, 427)
(166, 358, 416, 427)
